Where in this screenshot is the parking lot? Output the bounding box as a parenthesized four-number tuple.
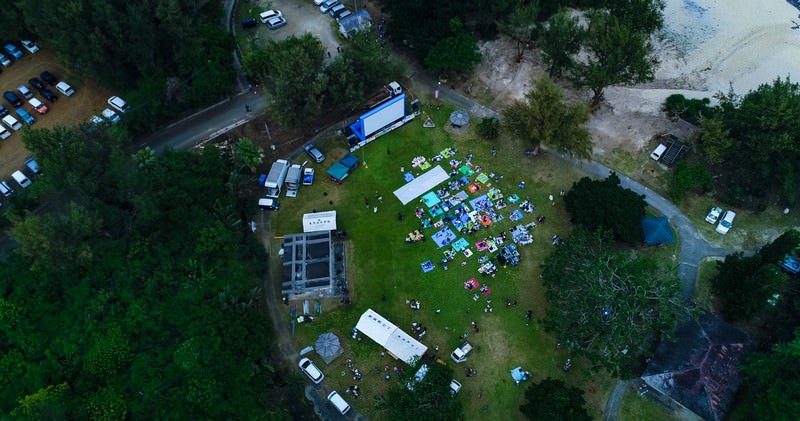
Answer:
(0, 48, 113, 180)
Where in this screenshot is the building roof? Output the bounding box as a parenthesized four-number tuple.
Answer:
(642, 313, 754, 421)
(356, 309, 428, 363)
(303, 211, 337, 233)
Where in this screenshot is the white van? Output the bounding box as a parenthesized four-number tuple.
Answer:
(327, 391, 350, 415)
(56, 81, 75, 96)
(258, 198, 279, 210)
(12, 170, 31, 188)
(2, 115, 22, 131)
(650, 144, 667, 161)
(0, 125, 10, 139)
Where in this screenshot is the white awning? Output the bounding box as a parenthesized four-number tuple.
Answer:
(393, 165, 449, 205)
(302, 211, 337, 232)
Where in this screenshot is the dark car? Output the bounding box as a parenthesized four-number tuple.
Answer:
(39, 88, 58, 102)
(40, 71, 58, 85)
(0, 105, 8, 117)
(241, 17, 258, 29)
(28, 78, 45, 90)
(3, 91, 23, 107)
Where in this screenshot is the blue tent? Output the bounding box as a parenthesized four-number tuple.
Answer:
(642, 217, 675, 245)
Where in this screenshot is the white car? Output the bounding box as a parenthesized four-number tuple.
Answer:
(20, 40, 39, 54)
(259, 9, 282, 23)
(298, 357, 324, 384)
(102, 108, 120, 124)
(705, 207, 723, 224)
(449, 379, 462, 397)
(715, 210, 736, 235)
(107, 96, 129, 113)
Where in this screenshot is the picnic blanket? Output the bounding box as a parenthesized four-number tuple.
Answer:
(422, 191, 441, 208)
(451, 237, 470, 252)
(459, 165, 475, 176)
(510, 210, 523, 221)
(420, 260, 435, 273)
(469, 194, 492, 212)
(475, 173, 490, 184)
(432, 227, 457, 248)
(464, 278, 479, 291)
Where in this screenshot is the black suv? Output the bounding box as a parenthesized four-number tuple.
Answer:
(3, 91, 22, 107)
(40, 71, 58, 85)
(39, 89, 58, 102)
(28, 78, 45, 90)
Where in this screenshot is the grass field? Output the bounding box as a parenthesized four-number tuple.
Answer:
(269, 104, 631, 419)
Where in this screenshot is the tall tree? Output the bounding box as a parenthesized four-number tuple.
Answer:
(696, 114, 732, 164)
(424, 18, 482, 76)
(712, 251, 789, 321)
(499, 1, 540, 63)
(564, 173, 647, 244)
(571, 11, 657, 106)
(539, 9, 583, 78)
(541, 228, 687, 376)
(503, 76, 593, 159)
(736, 330, 800, 420)
(377, 360, 463, 420)
(520, 378, 592, 421)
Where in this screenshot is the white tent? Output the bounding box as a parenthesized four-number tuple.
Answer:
(302, 211, 337, 233)
(355, 309, 427, 363)
(393, 165, 449, 205)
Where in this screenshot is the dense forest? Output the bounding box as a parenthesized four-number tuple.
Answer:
(0, 128, 300, 419)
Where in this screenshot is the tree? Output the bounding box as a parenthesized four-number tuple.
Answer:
(519, 378, 591, 421)
(571, 11, 657, 106)
(476, 117, 500, 140)
(423, 18, 482, 76)
(499, 1, 540, 62)
(696, 115, 732, 164)
(606, 0, 665, 34)
(564, 173, 647, 244)
(736, 330, 800, 420)
(503, 77, 593, 159)
(541, 228, 687, 375)
(669, 161, 711, 202)
(539, 9, 583, 78)
(233, 138, 264, 173)
(243, 34, 327, 127)
(758, 229, 800, 265)
(712, 252, 789, 321)
(377, 361, 463, 420)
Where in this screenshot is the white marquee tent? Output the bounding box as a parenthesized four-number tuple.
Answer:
(302, 211, 337, 233)
(355, 308, 428, 363)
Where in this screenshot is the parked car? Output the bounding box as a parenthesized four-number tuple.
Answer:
(450, 379, 462, 397)
(55, 81, 75, 96)
(266, 16, 287, 29)
(241, 17, 258, 29)
(0, 180, 13, 197)
(313, 0, 326, 5)
(336, 10, 352, 21)
(11, 170, 31, 188)
(303, 143, 325, 163)
(28, 78, 45, 90)
(0, 105, 8, 117)
(319, 0, 339, 13)
(715, 210, 736, 235)
(40, 71, 58, 85)
(107, 96, 128, 113)
(28, 97, 48, 114)
(329, 4, 346, 17)
(25, 158, 41, 174)
(0, 53, 10, 67)
(3, 43, 22, 59)
(20, 40, 39, 54)
(258, 197, 279, 210)
(705, 207, 723, 224)
(15, 108, 35, 125)
(17, 85, 33, 99)
(39, 89, 57, 102)
(0, 125, 10, 140)
(102, 108, 120, 124)
(327, 391, 350, 415)
(259, 9, 282, 23)
(3, 91, 23, 107)
(298, 357, 324, 384)
(2, 115, 22, 131)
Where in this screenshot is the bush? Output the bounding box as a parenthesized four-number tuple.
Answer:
(669, 161, 711, 202)
(662, 94, 713, 124)
(476, 117, 500, 140)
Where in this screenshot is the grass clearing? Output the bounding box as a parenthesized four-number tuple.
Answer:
(694, 258, 720, 312)
(618, 388, 679, 421)
(270, 102, 619, 418)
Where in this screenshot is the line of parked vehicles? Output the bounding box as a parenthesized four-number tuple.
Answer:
(0, 157, 41, 208)
(242, 9, 287, 30)
(0, 40, 38, 71)
(315, 0, 353, 21)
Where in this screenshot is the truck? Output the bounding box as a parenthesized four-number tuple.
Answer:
(265, 159, 290, 198)
(284, 164, 302, 198)
(450, 341, 473, 363)
(365, 81, 403, 108)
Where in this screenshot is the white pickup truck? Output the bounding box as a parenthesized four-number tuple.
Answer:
(450, 341, 473, 363)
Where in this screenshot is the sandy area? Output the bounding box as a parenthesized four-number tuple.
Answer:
(470, 0, 800, 157)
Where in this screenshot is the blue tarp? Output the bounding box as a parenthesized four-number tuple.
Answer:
(642, 217, 675, 245)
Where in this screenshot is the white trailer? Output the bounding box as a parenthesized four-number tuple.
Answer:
(284, 164, 302, 198)
(265, 159, 290, 198)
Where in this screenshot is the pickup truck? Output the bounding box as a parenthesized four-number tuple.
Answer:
(450, 341, 473, 363)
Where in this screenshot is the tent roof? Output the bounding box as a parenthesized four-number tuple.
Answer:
(340, 153, 359, 169)
(642, 217, 675, 245)
(338, 9, 372, 34)
(393, 165, 449, 205)
(642, 313, 754, 421)
(303, 211, 337, 233)
(355, 309, 427, 364)
(449, 110, 469, 127)
(327, 162, 350, 181)
(315, 332, 343, 364)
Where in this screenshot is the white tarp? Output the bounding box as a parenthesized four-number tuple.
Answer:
(302, 211, 337, 233)
(393, 165, 449, 205)
(356, 308, 427, 364)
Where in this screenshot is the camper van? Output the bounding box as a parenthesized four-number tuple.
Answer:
(284, 164, 302, 197)
(264, 159, 290, 199)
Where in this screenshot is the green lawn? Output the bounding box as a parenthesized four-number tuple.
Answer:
(618, 389, 679, 421)
(269, 104, 626, 419)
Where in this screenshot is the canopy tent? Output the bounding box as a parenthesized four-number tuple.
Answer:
(315, 332, 344, 364)
(303, 211, 337, 233)
(449, 110, 470, 127)
(393, 165, 449, 205)
(642, 217, 675, 245)
(355, 308, 428, 363)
